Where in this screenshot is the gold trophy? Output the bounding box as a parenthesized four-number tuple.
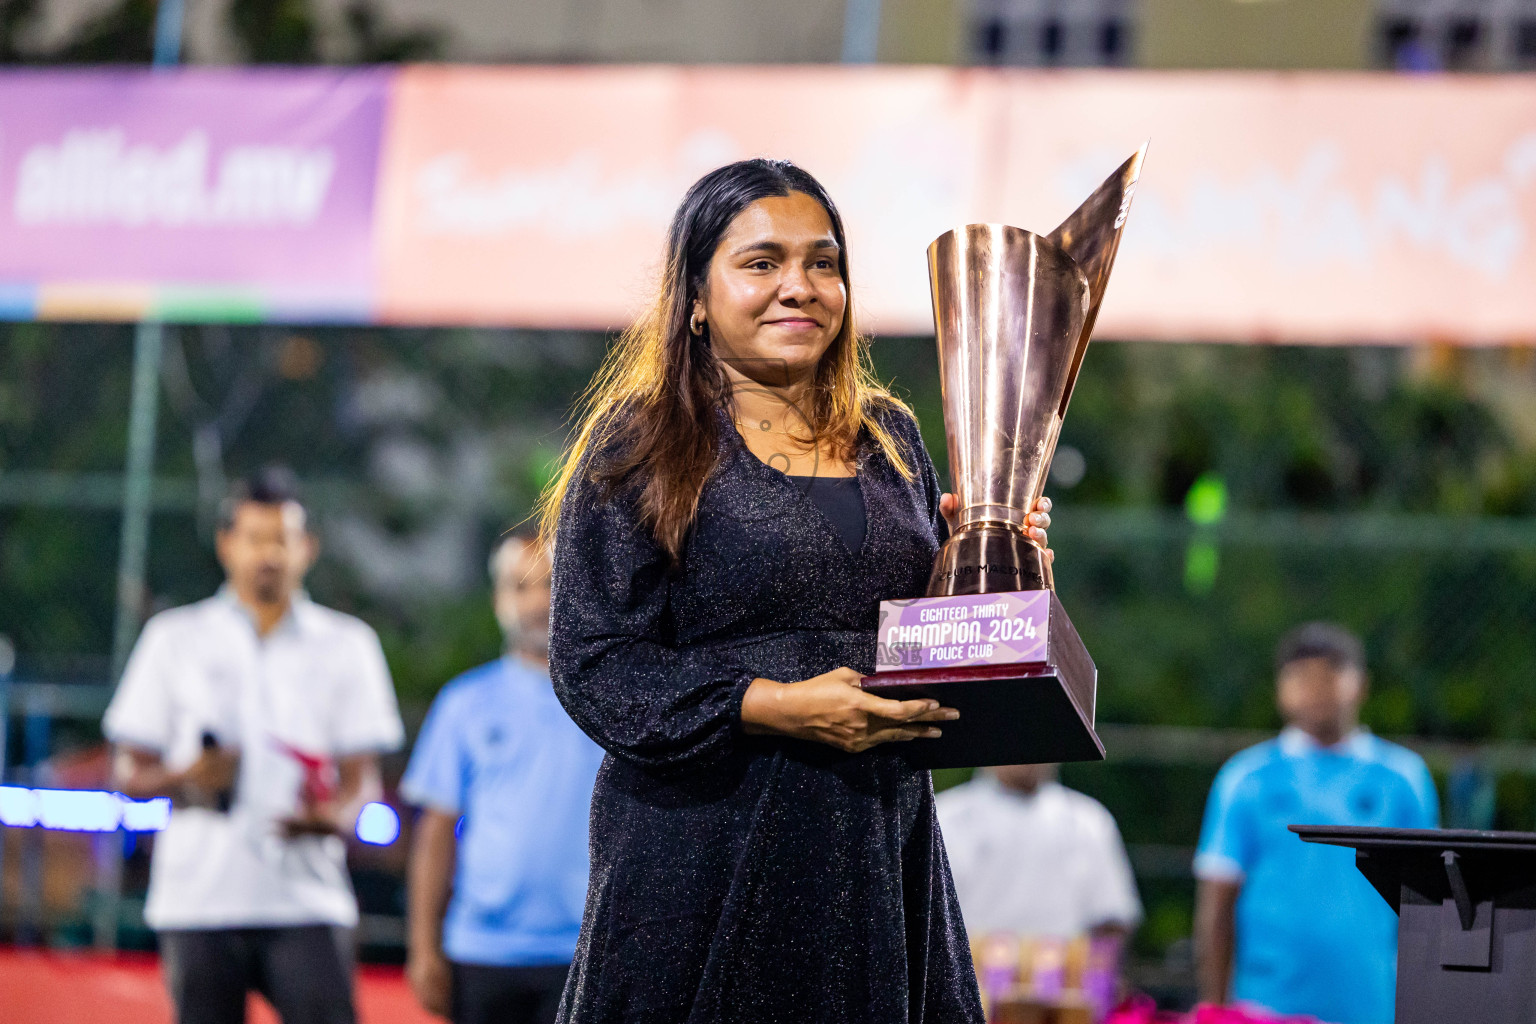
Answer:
(865, 146, 1147, 768)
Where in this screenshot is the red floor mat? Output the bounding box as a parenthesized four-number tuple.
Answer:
(0, 948, 440, 1024)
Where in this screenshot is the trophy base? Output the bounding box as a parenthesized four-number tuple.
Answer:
(864, 591, 1101, 769)
(928, 523, 1053, 596)
(863, 664, 1103, 769)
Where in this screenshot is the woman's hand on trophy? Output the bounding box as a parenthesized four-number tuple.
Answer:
(740, 668, 959, 753)
(1029, 495, 1054, 560)
(938, 493, 1054, 562)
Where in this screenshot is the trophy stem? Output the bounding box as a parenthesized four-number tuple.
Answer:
(926, 522, 1053, 597)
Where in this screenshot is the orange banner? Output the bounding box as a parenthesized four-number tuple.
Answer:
(376, 67, 1536, 345)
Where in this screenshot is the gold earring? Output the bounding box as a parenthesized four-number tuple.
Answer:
(690, 312, 705, 336)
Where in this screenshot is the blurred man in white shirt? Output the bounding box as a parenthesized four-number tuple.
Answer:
(104, 468, 404, 1024)
(937, 764, 1142, 941)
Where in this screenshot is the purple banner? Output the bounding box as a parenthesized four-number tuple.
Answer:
(0, 69, 387, 321)
(875, 591, 1051, 672)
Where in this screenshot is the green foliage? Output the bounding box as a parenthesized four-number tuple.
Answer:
(0, 0, 441, 65)
(228, 0, 319, 63)
(53, 0, 158, 62)
(0, 0, 41, 61)
(340, 1, 442, 63)
(6, 324, 1536, 976)
(7, 328, 1536, 718)
(874, 338, 1536, 736)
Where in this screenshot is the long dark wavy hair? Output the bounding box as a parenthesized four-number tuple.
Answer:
(536, 158, 914, 561)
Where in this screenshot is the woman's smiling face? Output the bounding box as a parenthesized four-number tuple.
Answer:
(698, 192, 847, 384)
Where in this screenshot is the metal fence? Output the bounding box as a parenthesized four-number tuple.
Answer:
(5, 326, 1536, 1008)
(6, 498, 1536, 985)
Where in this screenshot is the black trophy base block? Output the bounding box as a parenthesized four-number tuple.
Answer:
(861, 661, 1104, 770)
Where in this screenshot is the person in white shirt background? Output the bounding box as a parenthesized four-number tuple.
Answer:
(937, 762, 1143, 943)
(103, 467, 405, 1024)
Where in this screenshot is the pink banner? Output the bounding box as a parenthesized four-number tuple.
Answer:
(0, 69, 387, 322)
(374, 66, 1000, 330)
(376, 67, 1536, 345)
(0, 66, 1528, 343)
(989, 72, 1536, 345)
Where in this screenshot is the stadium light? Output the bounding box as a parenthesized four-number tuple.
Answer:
(355, 801, 400, 846)
(120, 796, 173, 831)
(0, 787, 173, 834)
(0, 786, 40, 827)
(0, 786, 401, 846)
(36, 789, 121, 831)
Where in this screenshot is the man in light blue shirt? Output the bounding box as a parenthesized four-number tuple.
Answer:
(1194, 622, 1439, 1024)
(403, 534, 603, 1024)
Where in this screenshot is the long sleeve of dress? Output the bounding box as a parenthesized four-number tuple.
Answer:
(549, 468, 758, 773)
(896, 407, 950, 546)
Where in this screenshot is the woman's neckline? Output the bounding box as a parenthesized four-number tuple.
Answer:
(716, 407, 863, 479)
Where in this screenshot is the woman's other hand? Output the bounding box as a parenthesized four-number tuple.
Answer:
(740, 668, 958, 753)
(938, 493, 1053, 562)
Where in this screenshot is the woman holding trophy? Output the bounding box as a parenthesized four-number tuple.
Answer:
(540, 159, 1053, 1023)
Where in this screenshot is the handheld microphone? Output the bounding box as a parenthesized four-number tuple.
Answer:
(201, 731, 233, 813)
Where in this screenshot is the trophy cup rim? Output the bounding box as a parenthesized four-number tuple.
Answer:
(926, 223, 1075, 261)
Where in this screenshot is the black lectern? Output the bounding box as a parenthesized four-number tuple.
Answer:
(1291, 825, 1536, 1024)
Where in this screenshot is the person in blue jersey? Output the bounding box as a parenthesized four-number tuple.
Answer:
(403, 533, 604, 1024)
(1194, 622, 1440, 1024)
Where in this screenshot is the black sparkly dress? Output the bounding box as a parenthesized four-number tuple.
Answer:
(548, 403, 984, 1024)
